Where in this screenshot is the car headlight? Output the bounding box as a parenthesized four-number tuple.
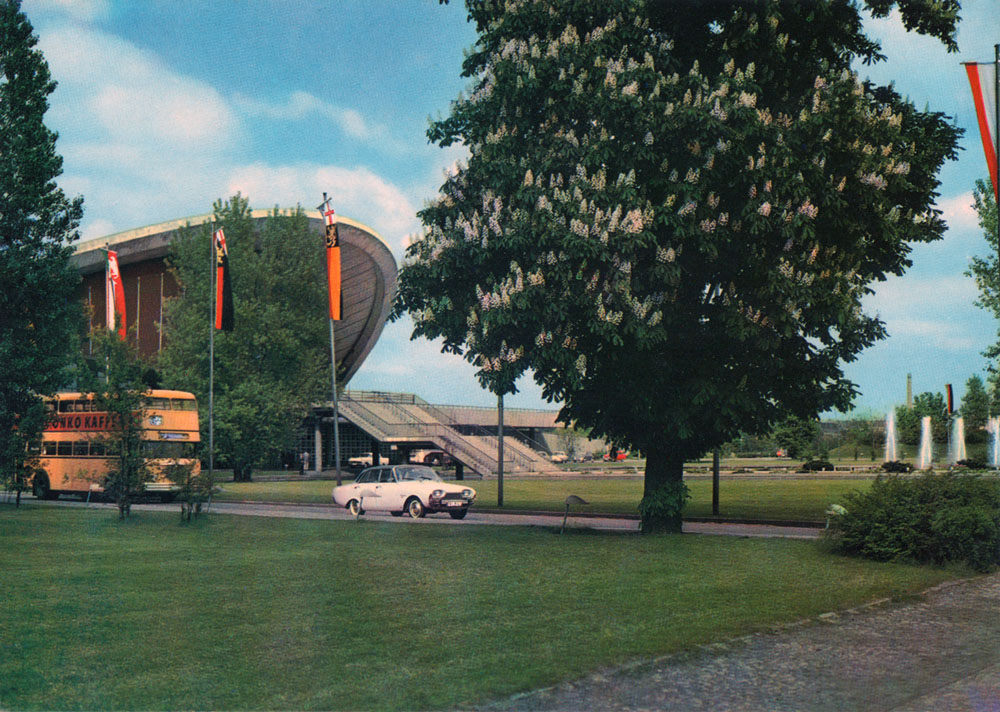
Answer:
(431, 489, 444, 498)
(462, 489, 474, 499)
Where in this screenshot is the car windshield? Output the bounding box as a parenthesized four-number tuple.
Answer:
(396, 466, 441, 482)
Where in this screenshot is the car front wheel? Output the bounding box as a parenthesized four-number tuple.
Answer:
(347, 499, 365, 516)
(405, 497, 425, 519)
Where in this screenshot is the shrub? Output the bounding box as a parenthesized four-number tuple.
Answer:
(801, 459, 834, 472)
(829, 472, 1000, 571)
(955, 458, 987, 471)
(881, 460, 913, 473)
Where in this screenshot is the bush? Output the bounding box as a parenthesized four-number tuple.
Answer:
(830, 472, 1000, 571)
(801, 459, 834, 472)
(955, 458, 988, 471)
(881, 460, 913, 473)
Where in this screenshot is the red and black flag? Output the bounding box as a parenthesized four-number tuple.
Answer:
(324, 207, 342, 321)
(214, 228, 234, 331)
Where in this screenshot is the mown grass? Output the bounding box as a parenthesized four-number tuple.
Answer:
(215, 476, 874, 522)
(1, 504, 961, 710)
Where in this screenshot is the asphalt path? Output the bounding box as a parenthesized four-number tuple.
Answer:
(24, 496, 820, 538)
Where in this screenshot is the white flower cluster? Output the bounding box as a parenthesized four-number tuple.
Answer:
(535, 330, 554, 346)
(860, 172, 887, 190)
(797, 199, 818, 219)
(656, 246, 676, 263)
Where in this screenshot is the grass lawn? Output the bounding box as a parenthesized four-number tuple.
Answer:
(1, 504, 962, 710)
(214, 476, 874, 522)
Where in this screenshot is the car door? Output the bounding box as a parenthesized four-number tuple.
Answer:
(375, 467, 405, 511)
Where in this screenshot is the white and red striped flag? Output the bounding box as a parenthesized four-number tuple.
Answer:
(106, 250, 126, 341)
(964, 60, 998, 199)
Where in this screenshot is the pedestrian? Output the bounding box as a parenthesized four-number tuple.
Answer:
(299, 451, 307, 475)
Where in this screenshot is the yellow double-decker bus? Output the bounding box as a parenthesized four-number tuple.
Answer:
(31, 389, 201, 502)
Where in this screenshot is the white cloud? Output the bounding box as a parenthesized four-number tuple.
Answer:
(234, 91, 409, 154)
(227, 162, 420, 250)
(864, 274, 984, 351)
(41, 26, 238, 150)
(936, 192, 981, 235)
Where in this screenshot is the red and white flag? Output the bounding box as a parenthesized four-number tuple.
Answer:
(106, 250, 126, 341)
(964, 61, 998, 199)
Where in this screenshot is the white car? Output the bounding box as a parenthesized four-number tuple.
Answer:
(332, 464, 476, 519)
(347, 453, 386, 468)
(549, 451, 569, 463)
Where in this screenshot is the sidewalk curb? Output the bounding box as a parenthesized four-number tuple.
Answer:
(214, 499, 825, 529)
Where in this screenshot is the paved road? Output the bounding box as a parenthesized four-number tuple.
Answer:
(29, 497, 820, 538)
(484, 573, 1000, 712)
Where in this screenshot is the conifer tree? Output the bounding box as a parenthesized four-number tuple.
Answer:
(0, 0, 84, 503)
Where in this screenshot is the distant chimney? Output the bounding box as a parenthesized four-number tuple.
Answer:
(906, 373, 913, 409)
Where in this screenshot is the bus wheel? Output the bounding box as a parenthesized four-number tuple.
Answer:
(33, 473, 56, 500)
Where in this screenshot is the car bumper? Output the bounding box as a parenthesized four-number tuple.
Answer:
(428, 495, 474, 512)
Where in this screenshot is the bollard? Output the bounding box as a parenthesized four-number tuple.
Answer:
(561, 494, 589, 534)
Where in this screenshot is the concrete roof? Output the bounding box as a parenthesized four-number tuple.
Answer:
(70, 210, 397, 385)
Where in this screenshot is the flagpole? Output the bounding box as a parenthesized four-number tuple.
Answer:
(320, 193, 343, 485)
(209, 220, 215, 484)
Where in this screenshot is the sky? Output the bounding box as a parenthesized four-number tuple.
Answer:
(19, 0, 1000, 416)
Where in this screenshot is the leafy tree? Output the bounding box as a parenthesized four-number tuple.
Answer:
(78, 331, 154, 519)
(844, 416, 883, 461)
(896, 391, 948, 446)
(967, 178, 1000, 402)
(0, 0, 84, 504)
(960, 374, 989, 443)
(771, 416, 820, 459)
(158, 195, 329, 482)
(395, 0, 961, 531)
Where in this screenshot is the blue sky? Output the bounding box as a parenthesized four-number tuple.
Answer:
(20, 0, 1000, 416)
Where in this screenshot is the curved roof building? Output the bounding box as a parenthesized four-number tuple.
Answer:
(70, 210, 396, 384)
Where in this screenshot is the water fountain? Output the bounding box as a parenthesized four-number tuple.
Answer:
(916, 416, 933, 470)
(883, 411, 897, 462)
(948, 417, 966, 465)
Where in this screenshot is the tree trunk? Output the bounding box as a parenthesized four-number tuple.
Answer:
(233, 463, 253, 482)
(640, 442, 687, 534)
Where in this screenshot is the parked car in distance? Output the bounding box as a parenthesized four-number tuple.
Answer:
(421, 450, 453, 466)
(549, 450, 569, 463)
(603, 450, 629, 461)
(347, 453, 387, 468)
(332, 464, 476, 519)
(574, 452, 594, 463)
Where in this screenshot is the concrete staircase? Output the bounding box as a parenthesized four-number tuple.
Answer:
(339, 391, 558, 477)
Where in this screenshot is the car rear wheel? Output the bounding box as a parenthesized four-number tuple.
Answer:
(347, 499, 365, 516)
(449, 509, 468, 520)
(405, 497, 425, 519)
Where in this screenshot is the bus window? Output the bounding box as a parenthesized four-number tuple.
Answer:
(90, 441, 106, 456)
(42, 442, 57, 456)
(58, 400, 75, 413)
(171, 398, 197, 411)
(146, 397, 171, 410)
(57, 441, 72, 456)
(72, 441, 89, 456)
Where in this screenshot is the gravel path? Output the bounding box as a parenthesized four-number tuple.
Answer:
(483, 573, 1000, 712)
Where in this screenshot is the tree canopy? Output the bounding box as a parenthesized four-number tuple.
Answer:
(0, 0, 84, 499)
(396, 0, 962, 531)
(157, 195, 330, 481)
